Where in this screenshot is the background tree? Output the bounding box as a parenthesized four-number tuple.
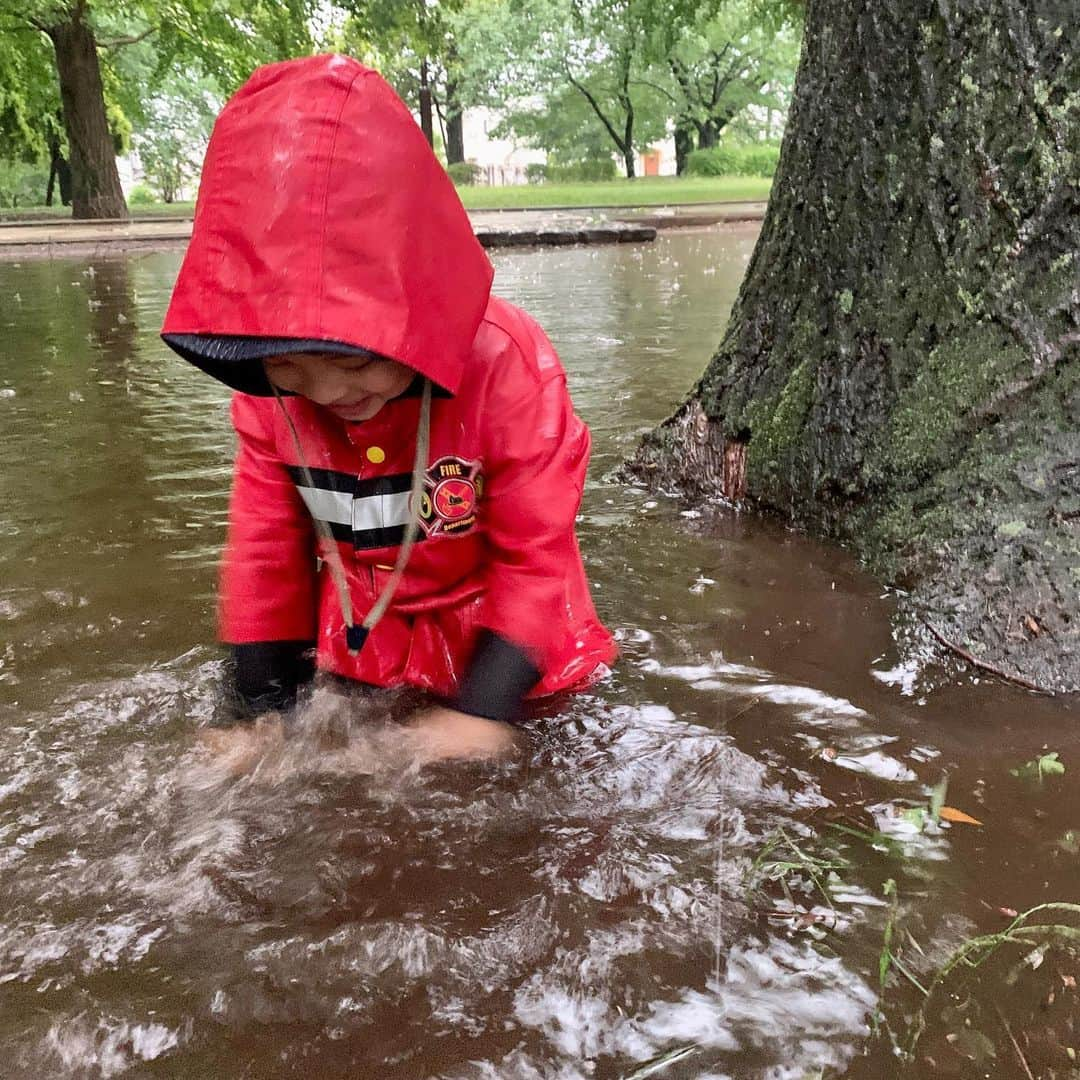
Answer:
(492, 82, 634, 167)
(454, 0, 680, 177)
(0, 25, 72, 205)
(132, 73, 217, 202)
(0, 0, 320, 219)
(0, 1, 135, 218)
(629, 0, 1080, 692)
(662, 1, 799, 153)
(340, 0, 468, 159)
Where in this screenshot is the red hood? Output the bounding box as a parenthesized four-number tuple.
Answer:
(161, 54, 493, 396)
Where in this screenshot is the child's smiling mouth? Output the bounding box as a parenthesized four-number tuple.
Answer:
(327, 396, 377, 419)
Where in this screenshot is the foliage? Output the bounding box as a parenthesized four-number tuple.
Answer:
(452, 0, 676, 176)
(337, 0, 468, 153)
(686, 142, 779, 177)
(656, 0, 800, 149)
(1011, 751, 1066, 783)
(127, 181, 157, 205)
(451, 0, 799, 176)
(446, 160, 481, 185)
(0, 158, 49, 206)
(0, 21, 62, 164)
(488, 81, 642, 166)
(0, 0, 325, 217)
(547, 157, 617, 182)
(525, 162, 547, 183)
(132, 71, 218, 202)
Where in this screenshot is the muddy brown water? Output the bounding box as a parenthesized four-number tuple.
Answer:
(0, 227, 1077, 1079)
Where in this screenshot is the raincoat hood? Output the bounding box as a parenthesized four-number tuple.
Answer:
(161, 54, 494, 396)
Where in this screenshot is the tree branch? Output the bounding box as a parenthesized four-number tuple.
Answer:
(97, 26, 156, 48)
(631, 78, 679, 106)
(564, 65, 627, 155)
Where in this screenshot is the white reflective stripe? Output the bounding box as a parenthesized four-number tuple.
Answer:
(353, 489, 412, 532)
(295, 485, 413, 534)
(296, 487, 352, 526)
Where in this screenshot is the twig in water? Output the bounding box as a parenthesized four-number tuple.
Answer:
(925, 622, 1053, 695)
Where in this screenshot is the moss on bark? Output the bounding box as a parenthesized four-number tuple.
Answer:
(628, 0, 1079, 692)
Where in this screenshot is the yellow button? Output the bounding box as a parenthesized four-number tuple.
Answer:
(366, 446, 386, 464)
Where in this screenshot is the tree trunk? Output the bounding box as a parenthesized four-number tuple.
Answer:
(697, 119, 720, 149)
(674, 121, 694, 176)
(627, 0, 1080, 693)
(46, 157, 57, 207)
(445, 78, 465, 165)
(418, 59, 434, 148)
(47, 16, 128, 220)
(45, 135, 72, 207)
(58, 155, 73, 206)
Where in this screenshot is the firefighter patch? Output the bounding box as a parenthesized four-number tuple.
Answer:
(419, 456, 483, 537)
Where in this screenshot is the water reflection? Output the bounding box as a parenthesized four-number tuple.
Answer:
(0, 230, 1076, 1079)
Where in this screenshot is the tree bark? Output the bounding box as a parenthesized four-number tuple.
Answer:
(46, 154, 58, 207)
(418, 59, 435, 148)
(696, 119, 720, 149)
(445, 79, 465, 164)
(674, 121, 694, 176)
(627, 0, 1080, 693)
(47, 15, 128, 220)
(45, 134, 73, 207)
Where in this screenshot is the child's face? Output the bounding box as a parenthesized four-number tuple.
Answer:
(264, 352, 415, 422)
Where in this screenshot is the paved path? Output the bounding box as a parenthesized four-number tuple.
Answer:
(0, 202, 765, 260)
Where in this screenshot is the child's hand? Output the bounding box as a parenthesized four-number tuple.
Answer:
(405, 707, 519, 764)
(198, 714, 285, 775)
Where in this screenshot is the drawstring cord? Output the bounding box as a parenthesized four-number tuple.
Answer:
(271, 378, 432, 655)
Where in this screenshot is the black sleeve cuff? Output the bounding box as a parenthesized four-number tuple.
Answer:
(452, 629, 542, 725)
(219, 640, 316, 724)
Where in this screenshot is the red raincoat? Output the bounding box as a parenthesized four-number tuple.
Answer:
(161, 55, 615, 702)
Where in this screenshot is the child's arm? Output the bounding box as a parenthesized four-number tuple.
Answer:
(218, 395, 318, 719)
(453, 324, 592, 722)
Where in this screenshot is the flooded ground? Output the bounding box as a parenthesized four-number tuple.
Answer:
(0, 228, 1077, 1079)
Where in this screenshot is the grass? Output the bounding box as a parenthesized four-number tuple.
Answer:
(456, 175, 772, 210)
(0, 175, 772, 224)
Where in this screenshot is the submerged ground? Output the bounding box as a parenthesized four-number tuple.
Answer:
(0, 229, 1077, 1078)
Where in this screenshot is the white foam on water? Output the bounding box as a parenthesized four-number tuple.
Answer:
(872, 659, 921, 696)
(41, 1016, 184, 1078)
(825, 750, 918, 783)
(640, 655, 870, 728)
(639, 938, 875, 1061)
(512, 933, 875, 1077)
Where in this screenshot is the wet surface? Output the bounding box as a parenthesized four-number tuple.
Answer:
(0, 228, 1077, 1079)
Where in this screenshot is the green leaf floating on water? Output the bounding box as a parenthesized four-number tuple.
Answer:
(1011, 751, 1066, 782)
(929, 774, 948, 823)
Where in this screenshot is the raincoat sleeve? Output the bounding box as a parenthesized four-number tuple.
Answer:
(453, 325, 590, 723)
(221, 395, 319, 646)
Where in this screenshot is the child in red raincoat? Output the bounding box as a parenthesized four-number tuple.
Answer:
(161, 55, 615, 762)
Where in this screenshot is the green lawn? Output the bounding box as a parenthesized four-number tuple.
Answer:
(457, 175, 771, 210)
(0, 201, 197, 222)
(1, 175, 770, 223)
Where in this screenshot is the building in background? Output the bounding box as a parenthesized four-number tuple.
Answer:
(460, 108, 546, 186)
(460, 107, 678, 184)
